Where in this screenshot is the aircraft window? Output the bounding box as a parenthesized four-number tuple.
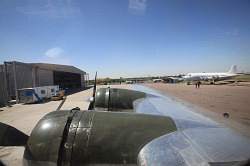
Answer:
(41, 90, 45, 94)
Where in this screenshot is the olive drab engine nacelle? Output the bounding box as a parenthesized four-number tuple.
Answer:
(0, 88, 177, 166)
(90, 88, 146, 111)
(23, 110, 176, 166)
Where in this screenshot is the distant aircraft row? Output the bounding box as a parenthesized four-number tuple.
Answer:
(125, 65, 241, 84)
(183, 65, 240, 83)
(151, 65, 241, 84)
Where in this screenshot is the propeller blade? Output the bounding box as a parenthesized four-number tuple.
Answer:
(92, 71, 97, 102)
(88, 72, 97, 110)
(0, 122, 29, 146)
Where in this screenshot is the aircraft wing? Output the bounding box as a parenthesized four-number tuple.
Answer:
(132, 85, 250, 166)
(1, 85, 250, 166)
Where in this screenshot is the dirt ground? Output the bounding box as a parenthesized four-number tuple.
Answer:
(146, 83, 250, 132)
(0, 89, 92, 166)
(1, 83, 249, 165)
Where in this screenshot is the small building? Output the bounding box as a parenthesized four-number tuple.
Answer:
(152, 79, 164, 83)
(162, 77, 184, 83)
(0, 61, 88, 107)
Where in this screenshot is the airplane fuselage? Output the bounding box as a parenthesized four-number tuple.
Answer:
(184, 72, 238, 81)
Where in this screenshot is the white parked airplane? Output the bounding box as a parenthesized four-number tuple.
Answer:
(183, 65, 240, 83)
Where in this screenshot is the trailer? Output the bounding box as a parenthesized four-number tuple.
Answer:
(18, 86, 59, 104)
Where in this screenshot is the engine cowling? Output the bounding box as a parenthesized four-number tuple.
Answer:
(93, 88, 146, 112)
(23, 110, 177, 166)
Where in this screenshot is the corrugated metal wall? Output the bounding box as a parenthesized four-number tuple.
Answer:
(5, 62, 33, 98)
(5, 62, 15, 98)
(37, 69, 53, 86)
(7, 63, 55, 97)
(0, 61, 87, 107)
(0, 65, 8, 106)
(81, 74, 85, 88)
(15, 62, 33, 89)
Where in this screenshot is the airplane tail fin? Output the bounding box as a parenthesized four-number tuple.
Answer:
(228, 65, 238, 74)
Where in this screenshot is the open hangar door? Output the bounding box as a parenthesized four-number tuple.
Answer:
(53, 71, 81, 90)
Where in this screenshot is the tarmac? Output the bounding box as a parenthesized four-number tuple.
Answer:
(145, 83, 250, 137)
(0, 85, 130, 166)
(1, 83, 249, 165)
(0, 87, 93, 165)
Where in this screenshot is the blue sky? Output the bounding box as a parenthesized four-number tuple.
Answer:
(0, 0, 250, 78)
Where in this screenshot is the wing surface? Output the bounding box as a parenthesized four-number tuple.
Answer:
(132, 85, 250, 165)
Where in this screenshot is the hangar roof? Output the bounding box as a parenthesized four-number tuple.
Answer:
(31, 63, 86, 75)
(2, 61, 86, 75)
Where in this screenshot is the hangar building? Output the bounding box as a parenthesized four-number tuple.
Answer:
(0, 61, 88, 107)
